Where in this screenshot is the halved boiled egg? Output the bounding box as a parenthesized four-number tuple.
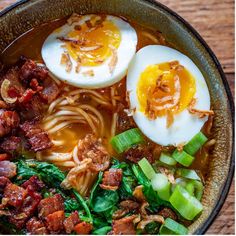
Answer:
(127, 45, 212, 146)
(42, 14, 137, 88)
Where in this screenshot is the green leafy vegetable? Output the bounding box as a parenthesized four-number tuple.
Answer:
(92, 226, 112, 235)
(92, 190, 119, 213)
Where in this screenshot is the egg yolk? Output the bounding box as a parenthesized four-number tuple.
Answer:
(137, 61, 196, 118)
(64, 15, 121, 66)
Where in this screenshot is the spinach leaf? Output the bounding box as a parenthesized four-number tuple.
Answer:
(35, 162, 65, 187)
(14, 160, 38, 184)
(92, 226, 112, 235)
(92, 190, 119, 213)
(92, 216, 109, 229)
(111, 159, 137, 199)
(144, 221, 161, 234)
(103, 205, 118, 223)
(89, 172, 103, 207)
(64, 198, 80, 212)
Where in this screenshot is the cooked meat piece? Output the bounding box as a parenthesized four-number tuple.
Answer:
(74, 222, 93, 234)
(0, 136, 21, 152)
(38, 194, 64, 218)
(124, 143, 154, 164)
(158, 207, 177, 221)
(10, 189, 42, 229)
(26, 217, 48, 235)
(30, 78, 43, 92)
(0, 161, 17, 178)
(45, 210, 65, 233)
(119, 200, 140, 211)
(0, 110, 20, 138)
(111, 215, 137, 235)
(18, 88, 36, 104)
(20, 119, 52, 152)
(0, 100, 8, 109)
(100, 168, 122, 190)
(21, 176, 45, 192)
(39, 77, 60, 103)
(63, 211, 80, 234)
(116, 103, 136, 133)
(0, 153, 9, 161)
(77, 134, 110, 171)
(113, 200, 140, 220)
(0, 67, 24, 102)
(19, 59, 48, 83)
(4, 183, 27, 207)
(19, 95, 45, 120)
(0, 176, 10, 191)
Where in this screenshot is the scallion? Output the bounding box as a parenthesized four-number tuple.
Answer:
(176, 168, 201, 181)
(191, 180, 204, 200)
(184, 132, 208, 155)
(169, 185, 203, 220)
(159, 218, 188, 235)
(110, 128, 144, 153)
(151, 173, 171, 201)
(138, 158, 156, 180)
(172, 150, 194, 167)
(159, 153, 177, 166)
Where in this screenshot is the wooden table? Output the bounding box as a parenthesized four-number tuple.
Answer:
(0, 0, 234, 234)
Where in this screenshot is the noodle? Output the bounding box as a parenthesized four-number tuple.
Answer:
(36, 83, 118, 196)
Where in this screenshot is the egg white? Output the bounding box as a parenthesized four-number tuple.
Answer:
(127, 45, 211, 146)
(42, 14, 137, 89)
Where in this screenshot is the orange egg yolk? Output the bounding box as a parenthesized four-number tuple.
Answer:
(64, 16, 121, 66)
(137, 62, 196, 117)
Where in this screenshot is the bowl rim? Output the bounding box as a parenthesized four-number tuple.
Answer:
(0, 0, 234, 234)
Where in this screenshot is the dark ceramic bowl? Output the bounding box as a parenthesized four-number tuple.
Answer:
(0, 0, 234, 234)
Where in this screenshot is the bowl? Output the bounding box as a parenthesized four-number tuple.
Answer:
(0, 0, 234, 234)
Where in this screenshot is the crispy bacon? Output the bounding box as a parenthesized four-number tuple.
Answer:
(20, 120, 52, 152)
(38, 194, 64, 218)
(74, 222, 93, 235)
(26, 217, 48, 235)
(158, 207, 177, 221)
(124, 143, 154, 164)
(111, 215, 137, 235)
(4, 183, 27, 207)
(63, 211, 80, 233)
(0, 176, 10, 190)
(45, 210, 65, 233)
(21, 176, 45, 192)
(0, 153, 8, 161)
(19, 59, 48, 82)
(100, 168, 122, 191)
(0, 136, 21, 152)
(39, 77, 60, 103)
(0, 110, 20, 138)
(137, 215, 164, 230)
(0, 160, 17, 178)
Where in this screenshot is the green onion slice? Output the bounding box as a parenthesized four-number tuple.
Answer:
(191, 180, 204, 201)
(159, 218, 188, 235)
(151, 173, 171, 201)
(138, 158, 156, 180)
(184, 132, 208, 155)
(160, 153, 177, 166)
(110, 128, 144, 153)
(176, 168, 201, 181)
(172, 150, 194, 167)
(169, 185, 203, 220)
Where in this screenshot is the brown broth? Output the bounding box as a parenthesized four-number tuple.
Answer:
(0, 16, 211, 179)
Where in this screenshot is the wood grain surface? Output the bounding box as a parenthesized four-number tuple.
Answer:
(0, 0, 234, 235)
